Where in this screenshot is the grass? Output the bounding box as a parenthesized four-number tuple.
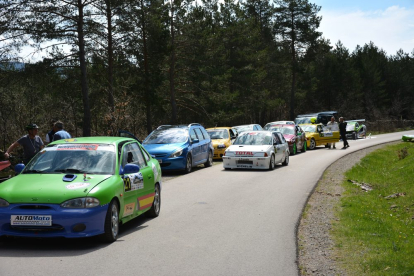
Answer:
(332, 142, 414, 275)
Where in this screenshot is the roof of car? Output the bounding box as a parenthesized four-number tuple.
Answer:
(50, 136, 135, 145)
(206, 127, 232, 130)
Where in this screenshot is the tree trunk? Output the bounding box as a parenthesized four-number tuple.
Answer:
(169, 1, 177, 124)
(77, 0, 91, 136)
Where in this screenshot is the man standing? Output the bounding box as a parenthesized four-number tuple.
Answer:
(52, 121, 71, 141)
(338, 117, 349, 149)
(4, 123, 44, 164)
(327, 116, 338, 149)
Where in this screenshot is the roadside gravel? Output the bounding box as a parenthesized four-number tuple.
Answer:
(297, 142, 400, 276)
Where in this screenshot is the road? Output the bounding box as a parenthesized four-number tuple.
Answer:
(0, 131, 412, 276)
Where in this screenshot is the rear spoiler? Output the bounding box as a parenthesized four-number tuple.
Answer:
(345, 119, 365, 122)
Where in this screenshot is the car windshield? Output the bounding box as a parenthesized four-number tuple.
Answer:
(301, 125, 316, 132)
(233, 132, 272, 145)
(278, 127, 295, 135)
(234, 125, 252, 133)
(143, 128, 189, 144)
(294, 117, 312, 124)
(23, 144, 116, 174)
(346, 124, 355, 131)
(207, 130, 229, 139)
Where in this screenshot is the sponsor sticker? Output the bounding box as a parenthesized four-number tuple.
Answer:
(123, 203, 135, 217)
(66, 182, 91, 190)
(57, 144, 99, 151)
(11, 215, 52, 226)
(124, 173, 144, 192)
(236, 151, 253, 156)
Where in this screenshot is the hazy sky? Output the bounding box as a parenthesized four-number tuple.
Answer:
(313, 0, 414, 55)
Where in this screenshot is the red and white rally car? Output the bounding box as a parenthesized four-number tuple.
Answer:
(222, 131, 289, 170)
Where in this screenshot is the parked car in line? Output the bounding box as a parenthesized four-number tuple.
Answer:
(300, 124, 340, 150)
(345, 120, 367, 140)
(0, 137, 162, 242)
(268, 124, 307, 155)
(263, 121, 295, 130)
(206, 127, 238, 160)
(232, 124, 263, 134)
(142, 124, 214, 174)
(223, 131, 289, 170)
(294, 111, 338, 125)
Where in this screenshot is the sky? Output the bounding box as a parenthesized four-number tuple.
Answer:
(312, 0, 414, 56)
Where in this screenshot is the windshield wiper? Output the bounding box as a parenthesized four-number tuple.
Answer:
(54, 168, 86, 174)
(23, 169, 44, 174)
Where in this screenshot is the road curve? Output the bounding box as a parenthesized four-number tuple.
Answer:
(0, 131, 412, 276)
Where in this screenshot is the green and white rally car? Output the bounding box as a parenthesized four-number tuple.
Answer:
(345, 119, 367, 140)
(0, 137, 161, 242)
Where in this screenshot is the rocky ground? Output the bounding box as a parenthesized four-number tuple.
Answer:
(297, 142, 399, 276)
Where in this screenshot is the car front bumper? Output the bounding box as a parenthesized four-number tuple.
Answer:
(222, 156, 271, 170)
(213, 147, 226, 159)
(0, 203, 108, 238)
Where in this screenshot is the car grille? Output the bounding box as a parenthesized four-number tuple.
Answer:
(10, 224, 64, 232)
(18, 205, 52, 210)
(153, 153, 167, 158)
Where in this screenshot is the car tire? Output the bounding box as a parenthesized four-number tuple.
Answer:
(268, 154, 275, 170)
(204, 151, 213, 167)
(352, 132, 356, 140)
(184, 154, 192, 174)
(102, 199, 119, 243)
(301, 140, 307, 152)
(309, 138, 316, 150)
(282, 153, 289, 166)
(146, 184, 161, 218)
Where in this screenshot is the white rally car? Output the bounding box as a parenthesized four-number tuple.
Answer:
(223, 131, 290, 170)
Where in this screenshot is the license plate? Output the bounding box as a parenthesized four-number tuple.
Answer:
(11, 215, 52, 226)
(237, 160, 253, 165)
(157, 159, 162, 164)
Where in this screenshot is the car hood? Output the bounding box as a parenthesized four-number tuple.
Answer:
(143, 143, 186, 154)
(0, 174, 111, 204)
(283, 134, 296, 141)
(211, 139, 229, 145)
(226, 145, 271, 156)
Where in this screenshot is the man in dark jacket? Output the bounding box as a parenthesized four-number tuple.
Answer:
(339, 117, 349, 149)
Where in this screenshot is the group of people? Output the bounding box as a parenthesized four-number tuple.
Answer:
(3, 121, 71, 164)
(327, 116, 350, 149)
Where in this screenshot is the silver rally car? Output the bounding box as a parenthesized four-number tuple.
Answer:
(222, 131, 289, 170)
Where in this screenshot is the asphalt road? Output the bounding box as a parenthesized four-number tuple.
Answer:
(0, 131, 412, 276)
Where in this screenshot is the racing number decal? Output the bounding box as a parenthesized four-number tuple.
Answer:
(124, 177, 132, 192)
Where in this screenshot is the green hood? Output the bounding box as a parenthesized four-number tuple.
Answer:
(0, 174, 111, 204)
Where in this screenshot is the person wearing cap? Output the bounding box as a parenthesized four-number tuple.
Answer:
(52, 121, 71, 141)
(4, 123, 44, 164)
(45, 119, 57, 145)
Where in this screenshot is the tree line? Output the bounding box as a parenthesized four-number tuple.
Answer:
(1, 0, 413, 149)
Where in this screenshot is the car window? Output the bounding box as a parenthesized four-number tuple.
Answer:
(190, 129, 198, 141)
(143, 128, 188, 144)
(122, 142, 146, 168)
(141, 146, 151, 162)
(200, 128, 209, 140)
(194, 128, 204, 141)
(207, 129, 229, 139)
(273, 133, 281, 144)
(277, 133, 286, 143)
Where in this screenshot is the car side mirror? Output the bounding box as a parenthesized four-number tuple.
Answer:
(120, 163, 140, 175)
(192, 138, 199, 144)
(15, 163, 25, 174)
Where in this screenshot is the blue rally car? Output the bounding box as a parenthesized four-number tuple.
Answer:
(143, 124, 214, 173)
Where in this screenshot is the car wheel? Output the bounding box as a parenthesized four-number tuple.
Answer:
(301, 140, 307, 152)
(204, 151, 213, 167)
(184, 154, 192, 174)
(282, 152, 289, 166)
(102, 200, 119, 243)
(291, 143, 297, 155)
(309, 138, 316, 150)
(352, 132, 356, 140)
(268, 154, 275, 170)
(224, 167, 231, 170)
(146, 184, 161, 218)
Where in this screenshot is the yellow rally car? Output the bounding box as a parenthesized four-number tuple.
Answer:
(300, 124, 340, 150)
(206, 127, 238, 159)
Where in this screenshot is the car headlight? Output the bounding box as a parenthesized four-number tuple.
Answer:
(60, 197, 100, 208)
(217, 144, 226, 149)
(170, 149, 183, 158)
(0, 198, 9, 207)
